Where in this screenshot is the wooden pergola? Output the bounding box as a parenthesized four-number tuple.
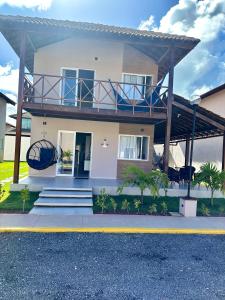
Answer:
(154, 94, 225, 170)
(0, 15, 200, 183)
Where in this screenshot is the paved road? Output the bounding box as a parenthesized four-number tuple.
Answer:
(1, 233, 225, 300)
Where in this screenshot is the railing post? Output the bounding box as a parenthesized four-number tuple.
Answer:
(13, 32, 26, 184)
(222, 132, 225, 172)
(163, 47, 174, 173)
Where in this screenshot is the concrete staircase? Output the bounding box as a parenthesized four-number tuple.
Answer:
(30, 187, 93, 215)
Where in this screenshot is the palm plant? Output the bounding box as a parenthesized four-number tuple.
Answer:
(118, 165, 158, 203)
(193, 163, 225, 206)
(133, 199, 141, 214)
(150, 169, 169, 197)
(121, 199, 130, 213)
(63, 149, 73, 162)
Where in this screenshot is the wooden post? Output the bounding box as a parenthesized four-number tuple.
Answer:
(185, 137, 190, 167)
(222, 132, 225, 171)
(13, 32, 26, 184)
(163, 47, 174, 173)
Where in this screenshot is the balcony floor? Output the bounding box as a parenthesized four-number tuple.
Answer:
(23, 102, 167, 124)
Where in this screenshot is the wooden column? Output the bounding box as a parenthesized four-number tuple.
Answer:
(222, 132, 225, 171)
(185, 137, 190, 167)
(163, 48, 174, 173)
(13, 32, 26, 184)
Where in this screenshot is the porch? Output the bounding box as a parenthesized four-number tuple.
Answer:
(12, 176, 225, 199)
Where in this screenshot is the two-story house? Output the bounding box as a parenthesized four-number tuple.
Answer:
(0, 15, 200, 183)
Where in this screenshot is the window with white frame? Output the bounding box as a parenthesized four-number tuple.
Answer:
(118, 135, 149, 160)
(123, 74, 152, 101)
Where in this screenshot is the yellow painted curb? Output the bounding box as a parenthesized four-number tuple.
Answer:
(0, 227, 225, 234)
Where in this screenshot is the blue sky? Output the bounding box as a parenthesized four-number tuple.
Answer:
(0, 0, 224, 121)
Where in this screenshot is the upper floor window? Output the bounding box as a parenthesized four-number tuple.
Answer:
(123, 73, 152, 101)
(22, 118, 31, 130)
(118, 135, 149, 161)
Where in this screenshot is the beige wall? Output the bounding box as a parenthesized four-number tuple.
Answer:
(117, 123, 154, 178)
(200, 89, 225, 117)
(30, 117, 119, 179)
(122, 44, 158, 85)
(33, 36, 159, 108)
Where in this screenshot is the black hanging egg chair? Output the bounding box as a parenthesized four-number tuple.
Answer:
(26, 139, 60, 170)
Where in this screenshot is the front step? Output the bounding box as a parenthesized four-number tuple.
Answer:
(30, 207, 93, 215)
(34, 197, 93, 207)
(39, 190, 92, 198)
(43, 187, 93, 192)
(30, 186, 93, 215)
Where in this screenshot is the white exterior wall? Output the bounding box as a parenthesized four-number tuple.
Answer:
(0, 99, 7, 162)
(30, 117, 119, 179)
(4, 136, 30, 161)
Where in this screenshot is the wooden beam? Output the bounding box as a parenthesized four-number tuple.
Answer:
(163, 48, 174, 173)
(173, 101, 225, 131)
(157, 47, 170, 64)
(185, 137, 190, 167)
(222, 132, 225, 171)
(13, 32, 26, 184)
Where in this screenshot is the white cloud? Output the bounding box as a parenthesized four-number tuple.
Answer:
(0, 63, 19, 95)
(0, 0, 53, 10)
(138, 16, 157, 31)
(138, 0, 225, 98)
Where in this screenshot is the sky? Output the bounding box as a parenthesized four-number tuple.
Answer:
(0, 0, 224, 122)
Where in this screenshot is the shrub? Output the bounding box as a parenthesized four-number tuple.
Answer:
(0, 183, 6, 201)
(160, 201, 168, 215)
(96, 188, 109, 213)
(133, 199, 141, 214)
(219, 206, 225, 216)
(20, 185, 30, 213)
(110, 197, 117, 213)
(121, 199, 130, 213)
(200, 204, 210, 216)
(148, 203, 157, 215)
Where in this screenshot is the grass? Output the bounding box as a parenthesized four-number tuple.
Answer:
(0, 161, 28, 181)
(0, 161, 37, 213)
(0, 191, 39, 213)
(93, 195, 225, 217)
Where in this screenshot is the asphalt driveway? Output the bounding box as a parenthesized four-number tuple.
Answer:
(1, 233, 225, 300)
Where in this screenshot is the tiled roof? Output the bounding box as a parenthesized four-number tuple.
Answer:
(0, 92, 16, 105)
(0, 14, 199, 43)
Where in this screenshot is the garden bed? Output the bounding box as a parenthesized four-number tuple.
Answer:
(93, 195, 225, 217)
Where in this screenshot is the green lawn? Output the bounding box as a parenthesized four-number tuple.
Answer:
(0, 191, 39, 213)
(0, 161, 36, 213)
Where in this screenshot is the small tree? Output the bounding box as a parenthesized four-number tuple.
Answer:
(110, 197, 117, 213)
(151, 170, 169, 197)
(118, 165, 158, 204)
(160, 201, 168, 215)
(148, 203, 157, 215)
(121, 199, 130, 213)
(20, 185, 30, 213)
(133, 199, 141, 214)
(193, 163, 225, 206)
(0, 183, 6, 201)
(96, 188, 108, 213)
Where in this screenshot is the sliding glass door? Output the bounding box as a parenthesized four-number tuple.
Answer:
(57, 131, 75, 175)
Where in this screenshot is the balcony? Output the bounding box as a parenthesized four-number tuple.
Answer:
(22, 73, 168, 124)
